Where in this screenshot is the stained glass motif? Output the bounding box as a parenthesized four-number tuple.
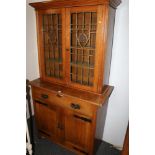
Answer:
(42, 14, 63, 79)
(70, 12, 97, 86)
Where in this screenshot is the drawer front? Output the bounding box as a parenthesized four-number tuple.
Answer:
(32, 87, 95, 117)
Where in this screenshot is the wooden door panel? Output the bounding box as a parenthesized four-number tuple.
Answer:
(37, 8, 66, 84)
(34, 100, 58, 138)
(65, 6, 101, 92)
(64, 109, 93, 153)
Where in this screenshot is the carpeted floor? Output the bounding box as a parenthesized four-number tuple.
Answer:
(34, 138, 121, 155)
(27, 117, 121, 155)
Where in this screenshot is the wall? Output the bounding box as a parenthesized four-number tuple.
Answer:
(26, 0, 129, 148)
(26, 0, 40, 80)
(103, 0, 129, 148)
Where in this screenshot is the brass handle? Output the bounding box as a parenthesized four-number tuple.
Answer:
(57, 91, 64, 97)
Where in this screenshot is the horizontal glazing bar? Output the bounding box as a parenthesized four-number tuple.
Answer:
(70, 53, 94, 57)
(71, 24, 96, 26)
(71, 30, 96, 32)
(71, 62, 94, 69)
(70, 73, 93, 86)
(43, 29, 62, 32)
(46, 58, 62, 63)
(70, 47, 95, 50)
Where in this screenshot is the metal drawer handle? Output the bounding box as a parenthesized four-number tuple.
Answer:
(57, 91, 64, 97)
(41, 94, 48, 99)
(71, 103, 80, 109)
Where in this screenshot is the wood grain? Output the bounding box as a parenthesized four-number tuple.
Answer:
(30, 1, 120, 93)
(29, 0, 121, 154)
(29, 0, 121, 10)
(30, 78, 114, 107)
(32, 86, 96, 117)
(121, 125, 129, 155)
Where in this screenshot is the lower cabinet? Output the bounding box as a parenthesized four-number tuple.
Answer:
(34, 100, 94, 155)
(31, 82, 113, 155)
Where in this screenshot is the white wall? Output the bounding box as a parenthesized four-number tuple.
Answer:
(26, 0, 129, 148)
(26, 0, 40, 80)
(103, 0, 129, 148)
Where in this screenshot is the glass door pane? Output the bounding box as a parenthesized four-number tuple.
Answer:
(42, 13, 63, 79)
(70, 11, 97, 86)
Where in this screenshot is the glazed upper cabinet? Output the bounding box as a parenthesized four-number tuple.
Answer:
(31, 0, 121, 93)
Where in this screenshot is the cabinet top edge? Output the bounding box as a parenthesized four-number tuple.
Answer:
(29, 0, 121, 10)
(29, 78, 114, 107)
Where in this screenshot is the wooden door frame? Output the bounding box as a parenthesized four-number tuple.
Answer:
(33, 99, 59, 140)
(65, 6, 103, 93)
(36, 8, 67, 85)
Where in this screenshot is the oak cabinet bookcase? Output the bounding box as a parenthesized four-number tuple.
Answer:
(29, 0, 121, 154)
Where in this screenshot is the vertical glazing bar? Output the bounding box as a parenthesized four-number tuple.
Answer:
(75, 12, 78, 82)
(70, 14, 72, 81)
(48, 15, 51, 76)
(43, 15, 47, 76)
(81, 12, 85, 84)
(50, 14, 54, 76)
(52, 14, 55, 77)
(57, 14, 60, 78)
(88, 12, 92, 85)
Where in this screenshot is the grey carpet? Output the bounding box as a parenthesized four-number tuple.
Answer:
(34, 138, 120, 155)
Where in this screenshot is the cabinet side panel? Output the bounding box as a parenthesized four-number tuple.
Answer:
(103, 7, 116, 85)
(35, 11, 43, 79)
(95, 101, 108, 139)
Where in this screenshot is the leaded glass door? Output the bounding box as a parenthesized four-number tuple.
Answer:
(66, 6, 100, 92)
(37, 9, 66, 84)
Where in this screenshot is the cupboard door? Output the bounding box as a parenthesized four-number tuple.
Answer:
(37, 9, 66, 84)
(34, 100, 59, 139)
(64, 109, 93, 154)
(66, 6, 102, 92)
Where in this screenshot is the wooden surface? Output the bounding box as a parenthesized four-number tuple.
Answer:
(95, 5, 109, 92)
(30, 78, 113, 154)
(32, 86, 96, 117)
(30, 1, 120, 93)
(36, 8, 67, 85)
(121, 125, 129, 155)
(34, 100, 59, 140)
(28, 0, 120, 154)
(65, 6, 99, 92)
(103, 6, 116, 85)
(29, 0, 121, 9)
(30, 78, 114, 107)
(31, 83, 97, 154)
